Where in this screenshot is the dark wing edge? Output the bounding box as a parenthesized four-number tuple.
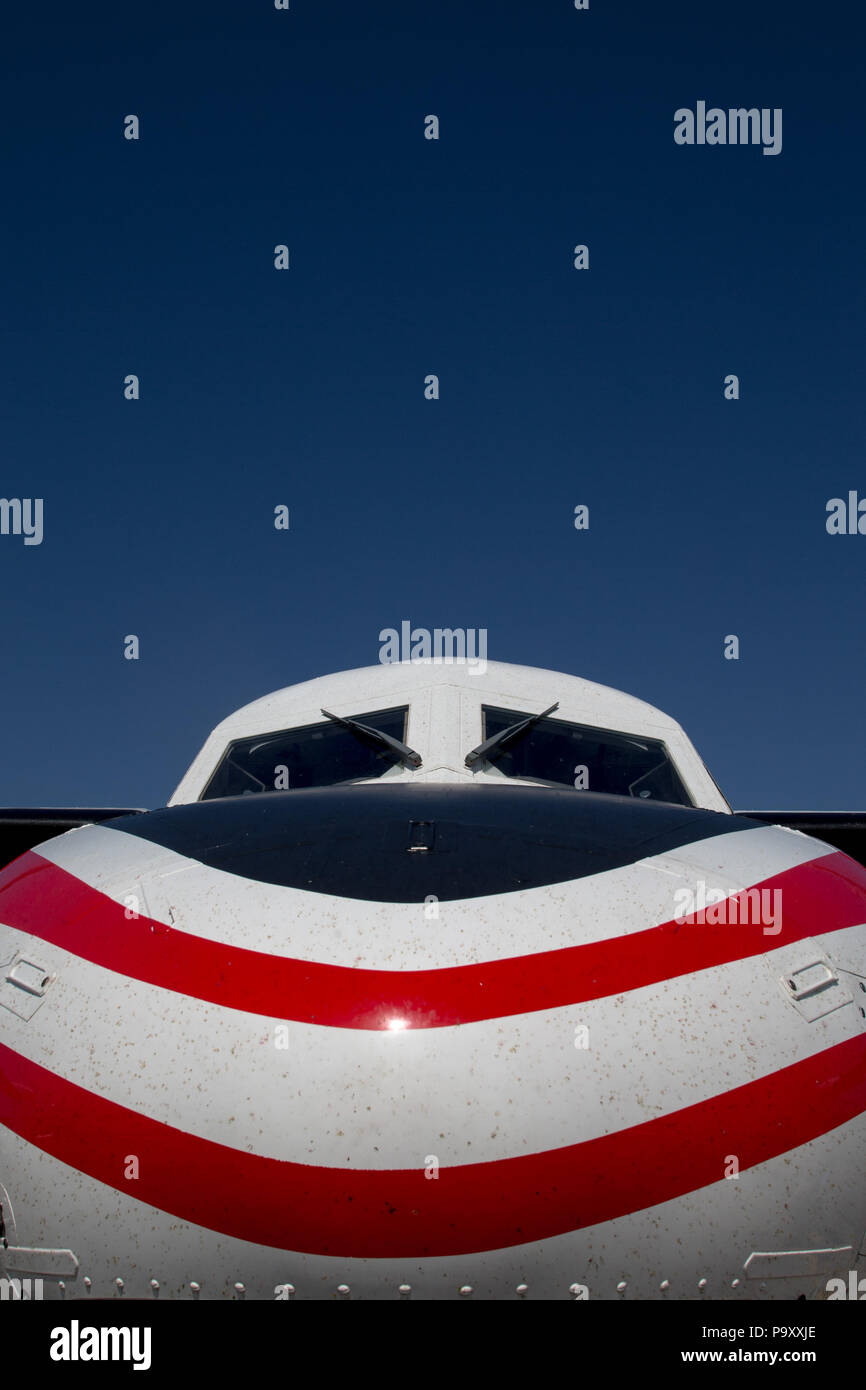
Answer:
(0, 809, 146, 871)
(738, 812, 866, 870)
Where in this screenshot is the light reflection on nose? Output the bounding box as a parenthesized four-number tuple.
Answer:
(386, 1017, 408, 1031)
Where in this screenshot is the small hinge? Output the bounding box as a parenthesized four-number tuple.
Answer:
(407, 821, 435, 852)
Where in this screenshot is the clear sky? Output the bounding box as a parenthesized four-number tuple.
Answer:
(2, 0, 863, 811)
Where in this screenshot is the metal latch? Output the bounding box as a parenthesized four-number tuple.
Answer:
(781, 957, 852, 1023)
(786, 960, 837, 1000)
(7, 960, 51, 996)
(0, 957, 55, 1020)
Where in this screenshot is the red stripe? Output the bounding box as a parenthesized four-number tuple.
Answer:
(1, 849, 865, 1029)
(2, 1035, 865, 1257)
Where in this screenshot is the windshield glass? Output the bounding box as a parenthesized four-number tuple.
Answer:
(478, 706, 693, 806)
(201, 707, 410, 799)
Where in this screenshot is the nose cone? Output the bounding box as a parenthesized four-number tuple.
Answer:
(3, 774, 866, 1295)
(105, 785, 751, 902)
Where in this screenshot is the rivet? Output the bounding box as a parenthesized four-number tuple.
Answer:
(731, 1279, 740, 1288)
(698, 1278, 707, 1289)
(616, 1280, 627, 1292)
(398, 1284, 412, 1298)
(337, 1284, 351, 1298)
(115, 1278, 124, 1293)
(459, 1285, 473, 1296)
(58, 1281, 66, 1297)
(275, 1284, 295, 1299)
(83, 1277, 92, 1291)
(660, 1280, 670, 1290)
(189, 1282, 201, 1297)
(150, 1280, 159, 1296)
(516, 1284, 529, 1297)
(234, 1282, 246, 1297)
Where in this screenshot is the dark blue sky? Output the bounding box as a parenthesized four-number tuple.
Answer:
(2, 0, 863, 810)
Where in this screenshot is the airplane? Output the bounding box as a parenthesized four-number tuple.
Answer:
(0, 659, 864, 1301)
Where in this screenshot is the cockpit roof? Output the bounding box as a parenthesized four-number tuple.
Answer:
(200, 661, 680, 732)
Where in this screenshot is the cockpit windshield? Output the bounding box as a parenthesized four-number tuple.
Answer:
(200, 706, 410, 799)
(476, 706, 693, 806)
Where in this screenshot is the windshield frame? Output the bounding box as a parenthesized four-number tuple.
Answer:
(475, 704, 696, 806)
(199, 704, 413, 800)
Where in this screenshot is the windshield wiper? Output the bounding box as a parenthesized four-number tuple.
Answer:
(320, 709, 422, 769)
(464, 702, 560, 769)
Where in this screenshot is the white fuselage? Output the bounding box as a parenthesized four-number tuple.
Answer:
(1, 662, 864, 1300)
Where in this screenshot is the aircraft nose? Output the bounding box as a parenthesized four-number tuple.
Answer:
(103, 785, 750, 903)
